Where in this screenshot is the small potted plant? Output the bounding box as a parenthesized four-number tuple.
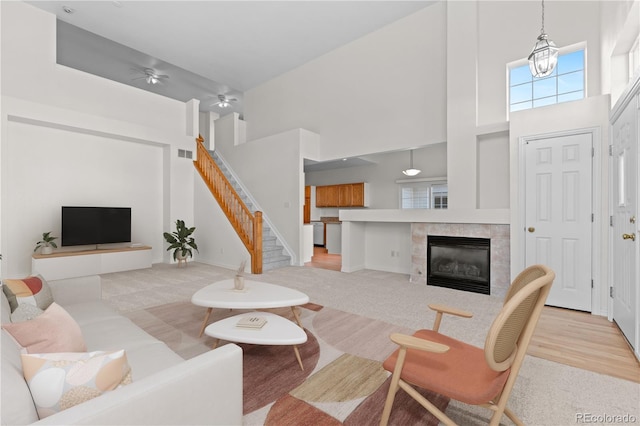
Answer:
(163, 220, 198, 265)
(234, 260, 247, 291)
(34, 232, 58, 255)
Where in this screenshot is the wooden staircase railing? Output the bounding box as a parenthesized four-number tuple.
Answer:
(194, 136, 263, 274)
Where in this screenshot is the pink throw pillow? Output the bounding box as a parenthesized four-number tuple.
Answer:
(2, 302, 86, 353)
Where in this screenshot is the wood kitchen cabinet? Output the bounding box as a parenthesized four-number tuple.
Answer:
(304, 185, 311, 223)
(316, 183, 368, 207)
(316, 185, 338, 207)
(350, 183, 366, 206)
(338, 184, 352, 206)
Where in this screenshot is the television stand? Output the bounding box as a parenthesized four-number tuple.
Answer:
(32, 246, 152, 280)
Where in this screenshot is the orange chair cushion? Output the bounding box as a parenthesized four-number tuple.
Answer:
(382, 329, 510, 405)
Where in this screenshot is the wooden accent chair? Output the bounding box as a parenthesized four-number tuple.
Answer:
(380, 264, 555, 426)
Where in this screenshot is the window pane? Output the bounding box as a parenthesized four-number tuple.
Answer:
(510, 101, 532, 112)
(510, 83, 532, 104)
(557, 50, 584, 74)
(431, 184, 448, 210)
(558, 71, 584, 94)
(508, 48, 584, 113)
(510, 65, 532, 85)
(557, 91, 584, 103)
(533, 96, 557, 108)
(401, 187, 429, 209)
(533, 77, 556, 99)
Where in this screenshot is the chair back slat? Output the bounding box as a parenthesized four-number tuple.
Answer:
(485, 264, 554, 371)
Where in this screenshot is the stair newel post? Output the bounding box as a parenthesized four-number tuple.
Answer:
(253, 211, 263, 274)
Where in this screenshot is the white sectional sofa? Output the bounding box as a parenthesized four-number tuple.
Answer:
(1, 275, 243, 425)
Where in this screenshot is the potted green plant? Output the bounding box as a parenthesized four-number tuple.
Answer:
(34, 232, 58, 255)
(163, 220, 198, 264)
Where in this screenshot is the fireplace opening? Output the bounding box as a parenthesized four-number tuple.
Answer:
(427, 235, 490, 295)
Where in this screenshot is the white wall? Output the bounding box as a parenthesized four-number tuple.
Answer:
(600, 0, 640, 105)
(194, 174, 251, 271)
(244, 2, 447, 160)
(1, 2, 197, 277)
(477, 132, 510, 209)
(363, 222, 412, 274)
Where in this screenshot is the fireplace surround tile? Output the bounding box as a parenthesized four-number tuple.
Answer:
(411, 223, 510, 298)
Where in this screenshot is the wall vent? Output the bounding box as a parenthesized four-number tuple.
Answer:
(178, 149, 193, 159)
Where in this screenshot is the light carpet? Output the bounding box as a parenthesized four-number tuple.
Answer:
(103, 262, 640, 426)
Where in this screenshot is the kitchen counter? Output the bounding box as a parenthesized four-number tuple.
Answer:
(320, 216, 341, 223)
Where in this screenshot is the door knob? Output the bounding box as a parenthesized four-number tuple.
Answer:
(622, 233, 636, 241)
(527, 227, 535, 233)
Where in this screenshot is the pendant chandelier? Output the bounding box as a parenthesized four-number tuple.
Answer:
(528, 0, 559, 78)
(402, 150, 421, 177)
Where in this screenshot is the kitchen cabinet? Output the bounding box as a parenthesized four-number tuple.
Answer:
(304, 186, 311, 223)
(316, 183, 368, 207)
(339, 184, 352, 206)
(316, 185, 339, 207)
(350, 183, 365, 206)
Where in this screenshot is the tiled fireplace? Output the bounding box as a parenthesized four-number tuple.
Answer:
(411, 223, 510, 298)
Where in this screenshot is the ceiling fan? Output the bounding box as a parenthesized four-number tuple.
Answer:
(210, 94, 238, 108)
(131, 68, 169, 85)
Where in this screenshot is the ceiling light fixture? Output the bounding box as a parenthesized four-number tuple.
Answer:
(528, 0, 558, 78)
(402, 150, 421, 177)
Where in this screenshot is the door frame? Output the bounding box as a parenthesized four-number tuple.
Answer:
(518, 127, 602, 314)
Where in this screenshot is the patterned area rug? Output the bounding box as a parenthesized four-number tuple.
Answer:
(125, 301, 450, 425)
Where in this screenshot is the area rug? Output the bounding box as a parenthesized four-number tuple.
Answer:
(124, 301, 450, 425)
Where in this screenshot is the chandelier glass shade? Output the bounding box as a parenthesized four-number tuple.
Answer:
(402, 150, 421, 176)
(528, 33, 559, 78)
(528, 0, 558, 78)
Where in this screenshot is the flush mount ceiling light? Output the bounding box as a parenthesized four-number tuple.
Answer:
(528, 0, 559, 78)
(402, 150, 421, 176)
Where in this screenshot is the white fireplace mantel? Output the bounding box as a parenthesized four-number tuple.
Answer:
(339, 208, 509, 225)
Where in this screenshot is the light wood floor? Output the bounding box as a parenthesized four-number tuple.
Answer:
(305, 246, 342, 271)
(530, 306, 639, 382)
(306, 248, 640, 383)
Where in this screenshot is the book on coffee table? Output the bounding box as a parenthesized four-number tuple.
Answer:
(236, 316, 267, 329)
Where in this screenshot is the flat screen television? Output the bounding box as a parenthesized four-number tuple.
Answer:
(62, 206, 131, 247)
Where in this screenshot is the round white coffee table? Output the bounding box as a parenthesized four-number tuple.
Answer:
(191, 279, 309, 337)
(205, 311, 308, 370)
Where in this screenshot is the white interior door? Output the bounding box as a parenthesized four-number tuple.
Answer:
(524, 132, 593, 311)
(611, 92, 638, 353)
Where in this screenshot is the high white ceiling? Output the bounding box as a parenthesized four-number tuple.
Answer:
(27, 1, 434, 116)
